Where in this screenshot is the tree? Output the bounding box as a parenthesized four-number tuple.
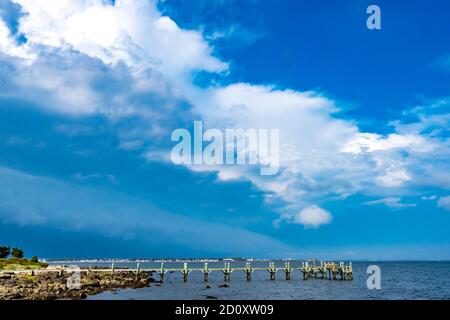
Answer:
(30, 256, 39, 263)
(0, 245, 10, 258)
(11, 248, 24, 259)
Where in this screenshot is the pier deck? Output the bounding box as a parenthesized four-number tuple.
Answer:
(3, 261, 353, 282)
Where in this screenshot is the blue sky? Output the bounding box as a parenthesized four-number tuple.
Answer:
(0, 0, 449, 260)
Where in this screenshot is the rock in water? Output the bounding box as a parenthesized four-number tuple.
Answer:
(83, 279, 100, 287)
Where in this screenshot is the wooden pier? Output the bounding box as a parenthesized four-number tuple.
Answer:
(153, 261, 353, 282)
(162, 261, 353, 282)
(5, 261, 353, 282)
(300, 261, 353, 280)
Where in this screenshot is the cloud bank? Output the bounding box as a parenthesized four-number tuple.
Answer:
(0, 166, 294, 257)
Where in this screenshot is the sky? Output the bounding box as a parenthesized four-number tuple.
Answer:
(0, 0, 449, 260)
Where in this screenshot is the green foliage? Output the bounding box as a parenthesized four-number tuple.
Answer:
(11, 248, 24, 259)
(0, 258, 48, 270)
(0, 246, 47, 270)
(0, 245, 10, 258)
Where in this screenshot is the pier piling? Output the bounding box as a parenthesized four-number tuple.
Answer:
(243, 262, 254, 281)
(222, 263, 232, 282)
(202, 263, 211, 282)
(180, 263, 191, 282)
(283, 262, 293, 280)
(136, 263, 140, 275)
(157, 263, 166, 282)
(267, 262, 277, 280)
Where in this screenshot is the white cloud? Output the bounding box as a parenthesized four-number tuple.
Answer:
(421, 195, 437, 200)
(437, 196, 450, 211)
(0, 0, 227, 118)
(117, 139, 144, 151)
(71, 172, 118, 184)
(293, 205, 332, 228)
(376, 168, 411, 188)
(363, 197, 417, 209)
(191, 83, 445, 220)
(194, 83, 363, 200)
(341, 132, 433, 154)
(13, 0, 227, 78)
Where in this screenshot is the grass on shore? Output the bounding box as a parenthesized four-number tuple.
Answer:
(0, 258, 48, 270)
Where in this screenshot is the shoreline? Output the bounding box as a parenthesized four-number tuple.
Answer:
(0, 270, 154, 300)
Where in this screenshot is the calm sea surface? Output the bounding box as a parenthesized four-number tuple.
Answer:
(49, 261, 450, 300)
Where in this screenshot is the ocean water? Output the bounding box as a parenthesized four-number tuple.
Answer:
(50, 261, 450, 300)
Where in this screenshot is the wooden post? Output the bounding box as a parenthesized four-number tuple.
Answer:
(202, 263, 211, 282)
(222, 262, 232, 282)
(300, 261, 305, 280)
(136, 263, 140, 275)
(267, 262, 276, 280)
(181, 262, 191, 282)
(243, 262, 253, 281)
(283, 262, 293, 280)
(348, 262, 353, 280)
(301, 261, 311, 280)
(158, 263, 166, 282)
(111, 263, 115, 274)
(328, 265, 331, 280)
(183, 263, 188, 282)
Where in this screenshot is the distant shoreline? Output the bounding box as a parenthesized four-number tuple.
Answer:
(44, 258, 450, 263)
(46, 258, 261, 263)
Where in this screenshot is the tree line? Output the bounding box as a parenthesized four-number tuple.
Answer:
(0, 245, 25, 259)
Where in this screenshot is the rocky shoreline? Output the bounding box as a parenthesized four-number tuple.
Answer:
(0, 270, 154, 300)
